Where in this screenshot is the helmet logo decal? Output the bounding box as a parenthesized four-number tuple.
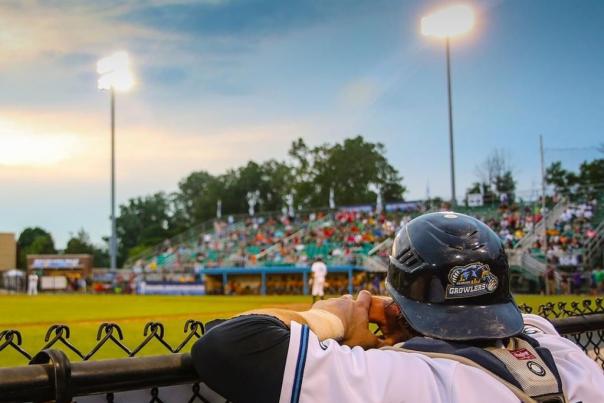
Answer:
(445, 262, 499, 299)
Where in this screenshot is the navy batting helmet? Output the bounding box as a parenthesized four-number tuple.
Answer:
(386, 211, 523, 341)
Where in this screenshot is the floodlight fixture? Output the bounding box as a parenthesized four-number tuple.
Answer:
(97, 51, 134, 92)
(421, 4, 475, 39)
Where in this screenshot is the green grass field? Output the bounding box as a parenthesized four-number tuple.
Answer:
(0, 293, 598, 367)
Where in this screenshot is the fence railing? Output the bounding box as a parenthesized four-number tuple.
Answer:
(514, 197, 568, 251)
(0, 299, 602, 402)
(585, 220, 604, 269)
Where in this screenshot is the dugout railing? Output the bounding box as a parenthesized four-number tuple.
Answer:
(0, 299, 603, 402)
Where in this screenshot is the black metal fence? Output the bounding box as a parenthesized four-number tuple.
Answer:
(518, 298, 604, 372)
(0, 299, 602, 402)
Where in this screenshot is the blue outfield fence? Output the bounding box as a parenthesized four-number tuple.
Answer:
(0, 299, 602, 402)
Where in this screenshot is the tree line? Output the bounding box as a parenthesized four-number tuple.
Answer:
(545, 159, 604, 198)
(464, 149, 604, 205)
(17, 136, 405, 267)
(15, 138, 603, 269)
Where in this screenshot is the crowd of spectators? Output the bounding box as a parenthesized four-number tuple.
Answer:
(132, 198, 603, 296)
(535, 200, 602, 295)
(488, 209, 542, 248)
(134, 211, 413, 271)
(136, 205, 547, 273)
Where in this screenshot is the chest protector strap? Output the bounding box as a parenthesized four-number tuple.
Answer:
(382, 334, 566, 403)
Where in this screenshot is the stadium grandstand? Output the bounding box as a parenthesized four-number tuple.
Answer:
(124, 194, 604, 297)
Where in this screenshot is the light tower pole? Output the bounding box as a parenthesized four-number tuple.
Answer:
(421, 5, 475, 206)
(97, 51, 135, 269)
(110, 88, 116, 269)
(445, 37, 456, 206)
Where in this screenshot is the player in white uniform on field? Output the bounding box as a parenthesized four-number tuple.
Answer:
(310, 257, 327, 303)
(27, 273, 39, 296)
(192, 212, 604, 403)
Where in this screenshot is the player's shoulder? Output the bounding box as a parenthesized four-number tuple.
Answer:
(521, 314, 595, 357)
(521, 314, 558, 336)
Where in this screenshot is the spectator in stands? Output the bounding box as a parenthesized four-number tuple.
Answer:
(544, 262, 557, 295)
(571, 270, 583, 295)
(590, 270, 598, 295)
(595, 267, 604, 294)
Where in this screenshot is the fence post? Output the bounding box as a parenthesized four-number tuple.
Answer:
(348, 268, 353, 294)
(303, 271, 308, 295)
(261, 271, 266, 295)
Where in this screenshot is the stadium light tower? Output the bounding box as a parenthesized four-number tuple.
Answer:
(97, 51, 135, 270)
(421, 4, 475, 206)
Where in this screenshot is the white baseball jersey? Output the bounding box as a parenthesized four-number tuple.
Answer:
(311, 261, 328, 296)
(279, 314, 604, 403)
(310, 261, 327, 280)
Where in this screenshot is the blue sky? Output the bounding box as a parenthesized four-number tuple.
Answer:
(0, 0, 603, 248)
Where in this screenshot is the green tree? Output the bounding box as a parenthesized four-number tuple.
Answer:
(578, 159, 604, 196)
(116, 192, 175, 263)
(466, 182, 481, 196)
(464, 182, 497, 206)
(475, 149, 516, 202)
(495, 171, 516, 201)
(64, 229, 109, 267)
(289, 136, 405, 207)
(17, 227, 56, 269)
(545, 159, 603, 199)
(175, 170, 223, 223)
(545, 161, 577, 195)
(65, 229, 95, 254)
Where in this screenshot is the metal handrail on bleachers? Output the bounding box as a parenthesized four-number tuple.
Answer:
(585, 220, 604, 269)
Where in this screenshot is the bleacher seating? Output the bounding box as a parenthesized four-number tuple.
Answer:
(132, 201, 563, 273)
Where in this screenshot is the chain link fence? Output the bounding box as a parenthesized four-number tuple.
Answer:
(0, 320, 204, 363)
(518, 298, 604, 370)
(0, 298, 602, 402)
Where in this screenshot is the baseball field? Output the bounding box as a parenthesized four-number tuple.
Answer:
(0, 293, 597, 368)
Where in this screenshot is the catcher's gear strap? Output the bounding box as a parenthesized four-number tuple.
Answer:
(382, 335, 566, 403)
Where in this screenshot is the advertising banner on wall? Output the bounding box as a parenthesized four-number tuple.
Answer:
(138, 282, 206, 296)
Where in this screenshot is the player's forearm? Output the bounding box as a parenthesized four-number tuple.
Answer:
(241, 308, 345, 341)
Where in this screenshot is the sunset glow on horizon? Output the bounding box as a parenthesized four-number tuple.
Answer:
(0, 119, 80, 167)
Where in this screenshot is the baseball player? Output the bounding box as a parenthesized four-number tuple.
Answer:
(27, 273, 39, 296)
(192, 212, 604, 403)
(310, 257, 327, 303)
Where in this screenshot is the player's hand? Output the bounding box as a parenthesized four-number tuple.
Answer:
(368, 296, 408, 346)
(312, 290, 385, 349)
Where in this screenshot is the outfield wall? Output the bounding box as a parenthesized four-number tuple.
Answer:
(184, 266, 380, 296)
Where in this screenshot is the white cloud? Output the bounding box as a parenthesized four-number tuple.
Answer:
(0, 1, 182, 69)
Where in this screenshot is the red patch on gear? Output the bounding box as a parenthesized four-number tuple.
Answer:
(510, 348, 536, 360)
